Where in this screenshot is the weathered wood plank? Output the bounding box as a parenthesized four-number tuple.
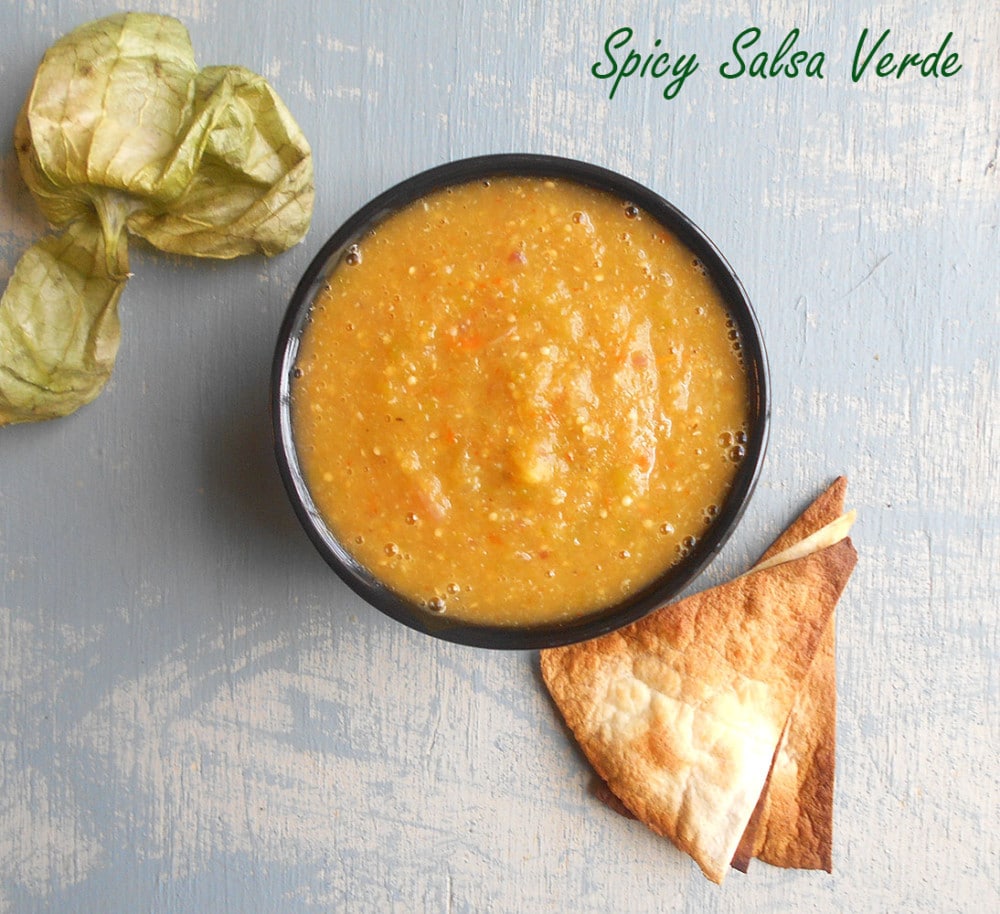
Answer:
(0, 2, 996, 911)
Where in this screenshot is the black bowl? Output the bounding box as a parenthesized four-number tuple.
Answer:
(272, 154, 769, 649)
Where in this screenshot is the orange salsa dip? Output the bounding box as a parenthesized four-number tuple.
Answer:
(291, 177, 749, 626)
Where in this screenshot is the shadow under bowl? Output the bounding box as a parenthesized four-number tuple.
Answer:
(272, 154, 769, 650)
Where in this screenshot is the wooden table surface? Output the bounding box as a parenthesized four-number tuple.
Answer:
(1, 2, 996, 912)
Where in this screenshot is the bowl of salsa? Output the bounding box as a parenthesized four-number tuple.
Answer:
(272, 155, 769, 649)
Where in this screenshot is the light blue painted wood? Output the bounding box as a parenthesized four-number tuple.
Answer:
(0, 2, 996, 911)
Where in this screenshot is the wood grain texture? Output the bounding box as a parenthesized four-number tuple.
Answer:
(1, 1, 997, 911)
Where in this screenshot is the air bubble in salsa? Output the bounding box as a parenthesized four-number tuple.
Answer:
(291, 177, 750, 627)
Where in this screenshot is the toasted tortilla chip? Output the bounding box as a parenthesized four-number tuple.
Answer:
(761, 477, 849, 562)
(591, 774, 637, 819)
(730, 737, 780, 872)
(751, 618, 836, 870)
(748, 510, 856, 577)
(541, 537, 857, 883)
(737, 476, 849, 872)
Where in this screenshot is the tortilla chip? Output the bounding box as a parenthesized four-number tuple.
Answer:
(761, 477, 849, 562)
(748, 510, 856, 577)
(730, 741, 780, 872)
(591, 775, 637, 819)
(737, 476, 848, 872)
(541, 536, 857, 884)
(751, 618, 836, 870)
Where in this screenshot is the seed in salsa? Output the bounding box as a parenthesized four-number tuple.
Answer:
(291, 177, 750, 626)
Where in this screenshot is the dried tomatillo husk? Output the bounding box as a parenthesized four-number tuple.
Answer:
(1, 12, 314, 425)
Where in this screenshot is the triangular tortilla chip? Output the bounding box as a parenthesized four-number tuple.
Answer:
(734, 476, 848, 872)
(541, 536, 857, 883)
(752, 618, 836, 869)
(761, 477, 849, 562)
(730, 740, 780, 871)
